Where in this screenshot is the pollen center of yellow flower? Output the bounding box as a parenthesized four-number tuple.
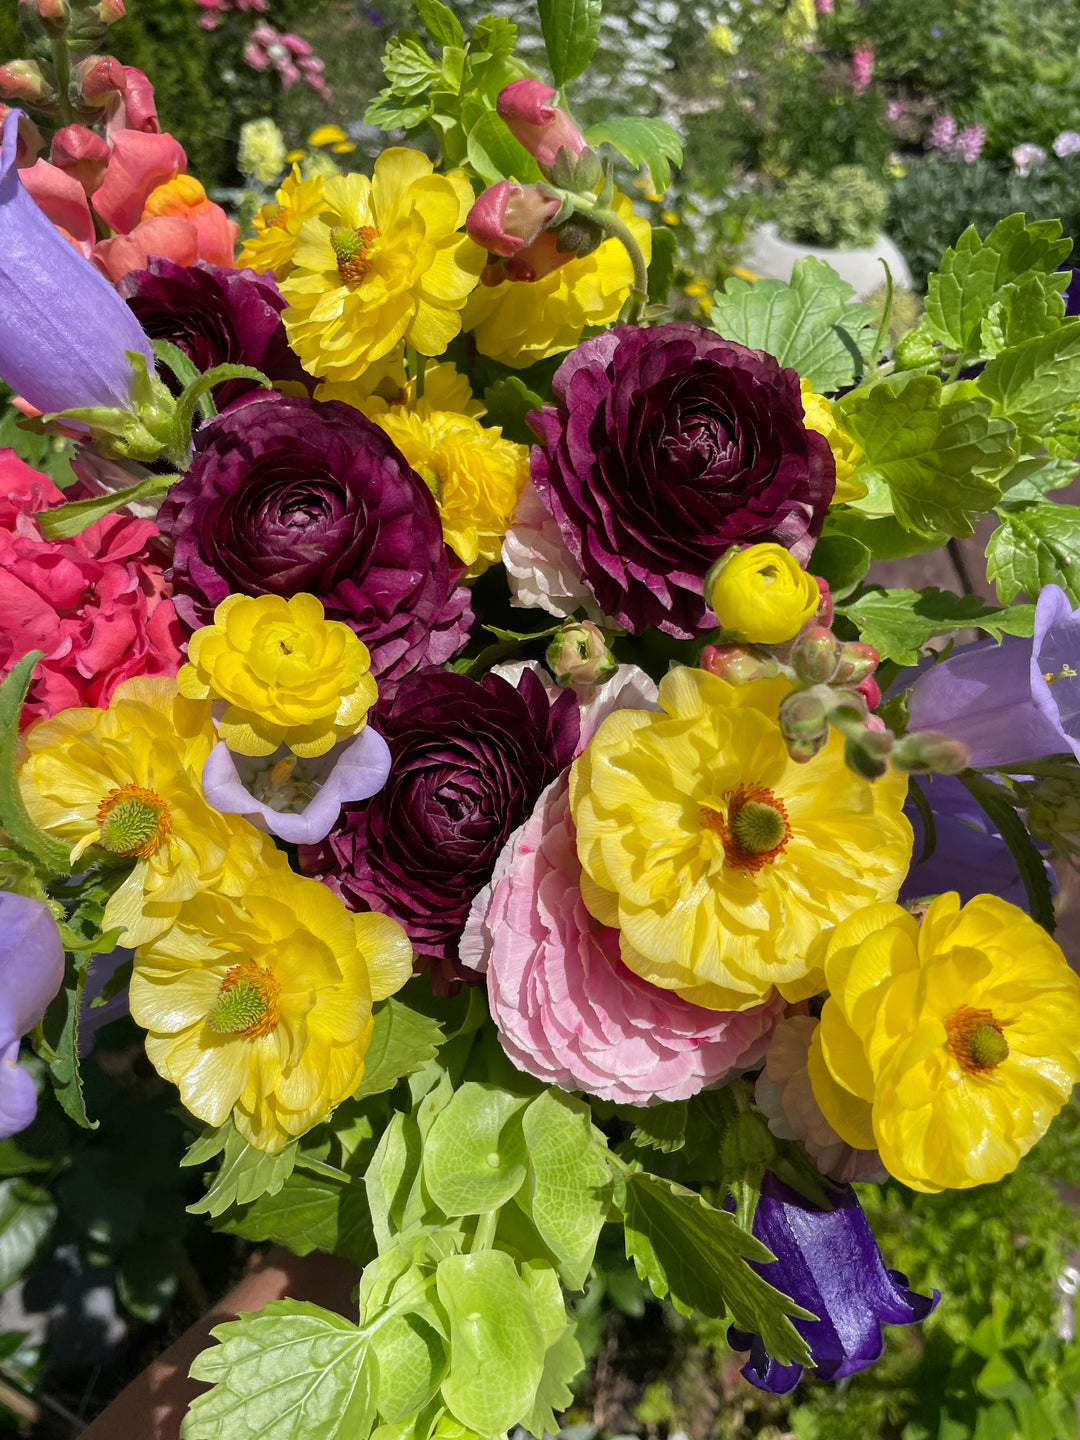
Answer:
(702, 784, 791, 873)
(945, 1004, 1010, 1074)
(206, 961, 281, 1040)
(331, 224, 380, 285)
(96, 785, 172, 859)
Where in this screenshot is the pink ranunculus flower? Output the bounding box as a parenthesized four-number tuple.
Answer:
(502, 478, 609, 622)
(0, 449, 183, 726)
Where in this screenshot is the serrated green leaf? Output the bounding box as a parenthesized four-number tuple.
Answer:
(220, 1170, 376, 1265)
(537, 0, 602, 87)
(979, 321, 1080, 441)
(835, 375, 1016, 538)
(183, 1300, 375, 1440)
(465, 107, 541, 184)
(383, 34, 442, 97)
(482, 376, 544, 446)
(584, 116, 682, 196)
(437, 1250, 547, 1433)
(415, 0, 463, 48)
(627, 1100, 687, 1154)
(183, 1116, 297, 1218)
(355, 999, 445, 1103)
(923, 214, 1072, 355)
(0, 654, 74, 874)
(980, 277, 1067, 358)
(40, 952, 96, 1130)
(839, 586, 1036, 666)
(519, 1260, 583, 1436)
(998, 452, 1079, 502)
(618, 1171, 813, 1367)
(710, 257, 876, 393)
(0, 1179, 55, 1292)
(986, 500, 1080, 607)
(423, 1083, 528, 1216)
(365, 92, 431, 130)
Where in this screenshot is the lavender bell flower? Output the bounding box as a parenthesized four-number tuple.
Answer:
(0, 892, 65, 1137)
(201, 726, 392, 845)
(0, 108, 153, 414)
(906, 584, 1080, 767)
(728, 1172, 938, 1394)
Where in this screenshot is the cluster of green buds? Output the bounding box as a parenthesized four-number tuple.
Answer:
(1014, 771, 1080, 863)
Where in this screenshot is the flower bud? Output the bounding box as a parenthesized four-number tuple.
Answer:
(856, 674, 881, 711)
(700, 643, 780, 685)
(779, 688, 830, 762)
(496, 79, 588, 173)
(890, 731, 970, 775)
(18, 0, 70, 37)
(1024, 778, 1080, 858)
(0, 60, 56, 107)
(0, 105, 44, 164)
(844, 726, 893, 780)
(546, 620, 617, 690)
(466, 179, 560, 259)
(708, 542, 821, 644)
(50, 122, 109, 195)
(834, 640, 879, 686)
(488, 228, 578, 284)
(790, 625, 842, 685)
(544, 142, 603, 193)
(814, 575, 833, 628)
(550, 211, 604, 258)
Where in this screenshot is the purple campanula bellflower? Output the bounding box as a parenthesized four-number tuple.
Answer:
(0, 892, 65, 1137)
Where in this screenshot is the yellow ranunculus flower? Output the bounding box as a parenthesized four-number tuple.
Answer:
(807, 893, 1080, 1192)
(130, 871, 413, 1152)
(462, 191, 652, 368)
(238, 165, 328, 280)
(177, 592, 378, 760)
(569, 667, 911, 1010)
(800, 379, 866, 504)
(316, 357, 485, 421)
(280, 149, 485, 382)
(18, 677, 283, 948)
(709, 543, 820, 644)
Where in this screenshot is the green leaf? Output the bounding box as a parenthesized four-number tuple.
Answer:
(465, 107, 541, 184)
(923, 214, 1072, 355)
(628, 1100, 688, 1154)
(808, 534, 872, 601)
(839, 586, 1035, 666)
(618, 1171, 813, 1366)
(979, 321, 1080, 442)
(370, 1309, 447, 1423)
(365, 92, 430, 130)
(647, 225, 677, 306)
(824, 508, 951, 562)
(183, 1116, 298, 1218)
(437, 1250, 547, 1433)
(415, 0, 463, 48)
(183, 1300, 376, 1440)
(537, 0, 602, 87)
(422, 1083, 528, 1216)
(958, 773, 1056, 934)
(354, 999, 445, 1103)
(980, 277, 1067, 358)
(986, 501, 1080, 606)
(710, 257, 877, 393)
(835, 375, 1016, 538)
(997, 452, 1079, 502)
(117, 1238, 179, 1323)
(39, 952, 97, 1129)
(482, 376, 544, 446)
(519, 1260, 583, 1437)
(35, 471, 179, 539)
(0, 1179, 55, 1292)
(382, 34, 442, 97)
(220, 1171, 376, 1266)
(0, 654, 75, 874)
(584, 116, 683, 196)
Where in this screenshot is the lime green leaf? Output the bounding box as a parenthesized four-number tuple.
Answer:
(0, 653, 75, 874)
(466, 108, 541, 184)
(436, 1250, 546, 1433)
(183, 1300, 375, 1440)
(520, 1260, 583, 1436)
(482, 376, 544, 446)
(422, 1083, 528, 1216)
(365, 93, 430, 130)
(220, 1171, 376, 1265)
(998, 452, 1079, 502)
(628, 1099, 687, 1154)
(371, 1310, 448, 1423)
(839, 586, 1036, 666)
(808, 533, 872, 600)
(515, 1090, 611, 1291)
(835, 375, 1016, 537)
(365, 1111, 425, 1249)
(415, 0, 463, 48)
(35, 471, 179, 539)
(0, 1179, 55, 1292)
(183, 1116, 298, 1218)
(980, 276, 1067, 357)
(383, 34, 442, 97)
(986, 500, 1080, 606)
(618, 1170, 813, 1368)
(39, 952, 97, 1129)
(710, 257, 876, 393)
(923, 214, 1072, 355)
(978, 320, 1080, 441)
(538, 0, 602, 87)
(354, 999, 445, 1103)
(584, 116, 682, 196)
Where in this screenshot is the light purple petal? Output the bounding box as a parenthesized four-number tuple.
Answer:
(0, 1034, 37, 1138)
(1030, 583, 1080, 758)
(0, 892, 66, 1037)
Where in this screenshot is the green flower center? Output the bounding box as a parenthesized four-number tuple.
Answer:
(945, 1005, 1010, 1074)
(331, 224, 380, 286)
(94, 784, 171, 859)
(969, 1022, 1010, 1069)
(205, 962, 280, 1040)
(729, 800, 789, 855)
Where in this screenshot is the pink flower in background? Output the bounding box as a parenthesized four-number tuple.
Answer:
(1054, 130, 1080, 159)
(815, 0, 834, 11)
(885, 99, 906, 122)
(193, 0, 267, 31)
(925, 113, 956, 151)
(1012, 142, 1047, 177)
(244, 21, 331, 99)
(849, 46, 874, 96)
(0, 449, 183, 726)
(956, 124, 985, 164)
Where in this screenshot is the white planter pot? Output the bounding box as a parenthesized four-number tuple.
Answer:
(743, 221, 913, 297)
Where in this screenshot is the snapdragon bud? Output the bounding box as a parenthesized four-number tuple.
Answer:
(844, 726, 893, 780)
(790, 625, 842, 685)
(779, 688, 830, 762)
(496, 79, 590, 176)
(0, 60, 56, 106)
(18, 0, 70, 38)
(546, 620, 617, 690)
(890, 731, 970, 774)
(814, 576, 833, 628)
(700, 644, 780, 685)
(466, 180, 561, 259)
(50, 122, 109, 195)
(856, 674, 881, 711)
(834, 640, 879, 686)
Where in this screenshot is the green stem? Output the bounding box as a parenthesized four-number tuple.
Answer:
(49, 35, 75, 128)
(469, 1209, 498, 1254)
(580, 201, 649, 321)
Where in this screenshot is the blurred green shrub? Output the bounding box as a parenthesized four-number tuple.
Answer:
(774, 165, 886, 249)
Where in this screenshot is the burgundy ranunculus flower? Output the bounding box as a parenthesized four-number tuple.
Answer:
(118, 257, 309, 410)
(157, 393, 473, 680)
(300, 665, 580, 970)
(530, 323, 835, 638)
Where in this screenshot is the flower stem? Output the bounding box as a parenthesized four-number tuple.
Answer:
(578, 201, 650, 322)
(50, 35, 75, 128)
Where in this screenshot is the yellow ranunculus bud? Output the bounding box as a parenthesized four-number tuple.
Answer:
(708, 544, 821, 644)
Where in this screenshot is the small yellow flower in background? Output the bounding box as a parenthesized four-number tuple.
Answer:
(462, 191, 652, 368)
(281, 149, 485, 382)
(178, 593, 378, 759)
(709, 543, 821, 643)
(661, 209, 679, 226)
(308, 124, 348, 147)
(238, 118, 287, 188)
(569, 666, 911, 1010)
(800, 378, 867, 504)
(807, 893, 1080, 1192)
(18, 678, 282, 948)
(130, 871, 413, 1152)
(239, 166, 328, 280)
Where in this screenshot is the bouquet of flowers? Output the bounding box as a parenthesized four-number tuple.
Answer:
(2, 0, 1080, 1434)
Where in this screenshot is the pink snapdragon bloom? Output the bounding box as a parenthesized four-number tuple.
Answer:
(849, 46, 874, 97)
(496, 80, 588, 171)
(1054, 130, 1080, 159)
(467, 180, 561, 258)
(885, 99, 906, 123)
(815, 0, 834, 11)
(0, 449, 183, 725)
(244, 21, 332, 99)
(74, 57, 159, 137)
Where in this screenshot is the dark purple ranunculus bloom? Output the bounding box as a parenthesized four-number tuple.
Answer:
(300, 665, 580, 967)
(906, 584, 1080, 768)
(0, 892, 66, 1137)
(157, 393, 473, 680)
(728, 1172, 938, 1394)
(529, 323, 835, 639)
(118, 258, 310, 411)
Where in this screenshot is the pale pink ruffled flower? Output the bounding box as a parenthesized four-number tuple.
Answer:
(755, 1014, 886, 1184)
(502, 478, 607, 622)
(487, 660, 659, 756)
(1053, 130, 1080, 159)
(462, 770, 786, 1107)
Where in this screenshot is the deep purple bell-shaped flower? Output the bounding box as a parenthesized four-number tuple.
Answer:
(728, 1173, 938, 1394)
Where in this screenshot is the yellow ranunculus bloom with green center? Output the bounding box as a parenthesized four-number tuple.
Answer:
(18, 677, 284, 948)
(569, 667, 912, 1010)
(709, 543, 821, 644)
(280, 149, 485, 382)
(129, 872, 413, 1152)
(237, 165, 328, 281)
(177, 593, 378, 759)
(800, 378, 866, 505)
(806, 892, 1080, 1192)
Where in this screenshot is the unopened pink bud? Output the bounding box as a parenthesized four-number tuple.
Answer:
(281, 32, 312, 55)
(891, 731, 970, 775)
(814, 575, 833, 627)
(790, 625, 842, 685)
(51, 123, 110, 194)
(546, 621, 617, 690)
(467, 180, 561, 258)
(701, 644, 781, 685)
(0, 60, 55, 104)
(74, 53, 125, 103)
(497, 79, 588, 172)
(856, 674, 881, 711)
(834, 641, 879, 686)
